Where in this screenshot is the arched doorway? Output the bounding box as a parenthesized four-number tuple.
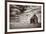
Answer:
(30, 15, 38, 24)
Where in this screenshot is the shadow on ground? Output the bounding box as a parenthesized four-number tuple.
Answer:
(10, 23, 41, 29)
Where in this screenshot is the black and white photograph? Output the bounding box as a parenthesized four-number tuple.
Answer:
(7, 2, 44, 32)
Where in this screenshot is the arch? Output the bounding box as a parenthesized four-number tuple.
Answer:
(30, 15, 38, 24)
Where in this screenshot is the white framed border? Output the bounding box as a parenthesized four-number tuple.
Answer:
(7, 2, 44, 32)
